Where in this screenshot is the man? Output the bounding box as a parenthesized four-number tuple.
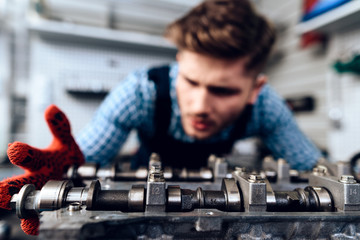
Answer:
(76, 0, 322, 170)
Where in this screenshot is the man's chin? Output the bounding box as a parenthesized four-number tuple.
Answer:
(186, 129, 215, 140)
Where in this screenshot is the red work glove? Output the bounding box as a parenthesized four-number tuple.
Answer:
(0, 105, 84, 235)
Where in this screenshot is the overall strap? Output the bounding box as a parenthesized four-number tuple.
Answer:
(131, 65, 171, 169)
(147, 65, 172, 140)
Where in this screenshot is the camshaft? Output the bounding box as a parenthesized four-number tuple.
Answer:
(10, 177, 334, 219)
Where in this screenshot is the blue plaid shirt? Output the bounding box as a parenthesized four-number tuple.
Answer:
(76, 62, 322, 170)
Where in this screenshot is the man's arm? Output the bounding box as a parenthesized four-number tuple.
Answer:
(255, 85, 322, 170)
(76, 69, 156, 166)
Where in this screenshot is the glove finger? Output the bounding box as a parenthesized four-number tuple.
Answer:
(0, 180, 19, 210)
(0, 172, 48, 210)
(7, 142, 51, 172)
(44, 104, 72, 145)
(21, 217, 39, 235)
(44, 105, 85, 167)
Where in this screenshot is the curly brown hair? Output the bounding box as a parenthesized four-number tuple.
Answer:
(165, 0, 276, 74)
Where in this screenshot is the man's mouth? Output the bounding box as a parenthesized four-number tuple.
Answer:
(190, 118, 213, 131)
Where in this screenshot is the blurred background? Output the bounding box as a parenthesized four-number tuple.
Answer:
(0, 0, 360, 168)
(0, 0, 360, 238)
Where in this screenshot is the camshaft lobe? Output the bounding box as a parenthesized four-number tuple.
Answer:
(266, 187, 333, 212)
(170, 188, 227, 211)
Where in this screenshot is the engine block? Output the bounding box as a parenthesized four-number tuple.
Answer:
(10, 154, 360, 239)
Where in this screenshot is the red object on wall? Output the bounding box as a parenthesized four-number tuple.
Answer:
(300, 0, 327, 48)
(301, 31, 327, 48)
(303, 0, 319, 13)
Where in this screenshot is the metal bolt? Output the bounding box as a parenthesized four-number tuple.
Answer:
(233, 167, 246, 177)
(313, 166, 327, 175)
(235, 167, 246, 173)
(149, 165, 165, 182)
(248, 174, 264, 183)
(149, 173, 164, 182)
(263, 156, 274, 162)
(150, 165, 161, 173)
(149, 153, 162, 169)
(150, 152, 160, 162)
(208, 154, 217, 163)
(215, 157, 225, 163)
(339, 175, 356, 184)
(278, 158, 287, 164)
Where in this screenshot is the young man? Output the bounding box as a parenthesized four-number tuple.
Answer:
(76, 0, 322, 170)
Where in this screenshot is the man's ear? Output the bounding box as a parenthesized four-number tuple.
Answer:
(248, 74, 267, 104)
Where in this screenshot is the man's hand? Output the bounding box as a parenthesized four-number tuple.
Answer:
(0, 105, 84, 235)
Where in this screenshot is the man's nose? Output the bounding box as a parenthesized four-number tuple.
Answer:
(192, 88, 211, 114)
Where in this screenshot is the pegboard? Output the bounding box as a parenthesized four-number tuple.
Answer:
(26, 34, 175, 150)
(0, 29, 11, 160)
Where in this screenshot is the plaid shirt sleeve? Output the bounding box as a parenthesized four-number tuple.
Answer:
(76, 68, 156, 166)
(250, 84, 322, 170)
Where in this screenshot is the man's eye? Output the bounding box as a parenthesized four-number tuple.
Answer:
(209, 87, 239, 96)
(186, 78, 198, 86)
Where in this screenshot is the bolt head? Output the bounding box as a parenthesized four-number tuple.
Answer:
(313, 166, 327, 175)
(235, 167, 246, 173)
(278, 158, 287, 164)
(208, 154, 217, 163)
(248, 174, 264, 182)
(149, 153, 162, 169)
(339, 175, 356, 184)
(215, 157, 225, 163)
(263, 156, 274, 163)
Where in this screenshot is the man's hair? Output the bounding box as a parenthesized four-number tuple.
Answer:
(164, 0, 276, 73)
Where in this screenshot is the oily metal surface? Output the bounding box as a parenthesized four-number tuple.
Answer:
(38, 208, 360, 240)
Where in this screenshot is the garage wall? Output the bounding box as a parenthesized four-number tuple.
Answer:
(256, 0, 330, 152)
(256, 0, 360, 162)
(326, 26, 360, 161)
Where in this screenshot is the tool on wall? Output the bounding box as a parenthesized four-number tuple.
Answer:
(328, 53, 360, 130)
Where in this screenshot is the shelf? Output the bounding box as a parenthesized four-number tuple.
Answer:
(295, 0, 360, 34)
(27, 18, 177, 52)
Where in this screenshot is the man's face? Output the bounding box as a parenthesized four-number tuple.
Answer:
(176, 50, 266, 140)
